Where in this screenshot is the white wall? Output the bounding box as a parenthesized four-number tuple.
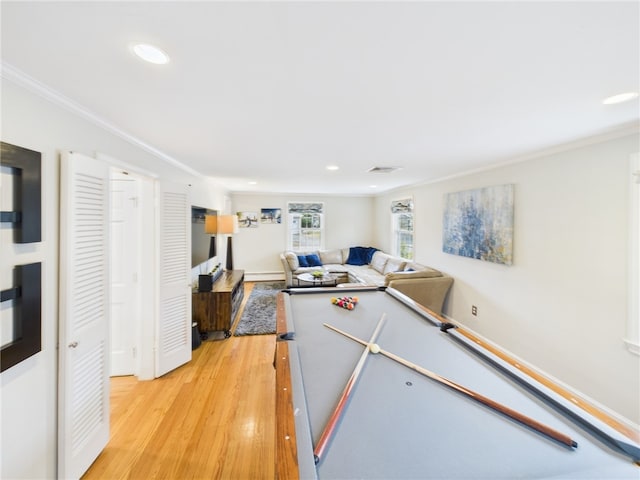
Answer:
(374, 131, 640, 424)
(230, 193, 374, 278)
(0, 79, 228, 478)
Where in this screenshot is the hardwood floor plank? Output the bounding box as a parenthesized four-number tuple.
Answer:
(83, 282, 276, 479)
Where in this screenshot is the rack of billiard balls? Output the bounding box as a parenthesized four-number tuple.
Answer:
(331, 296, 359, 310)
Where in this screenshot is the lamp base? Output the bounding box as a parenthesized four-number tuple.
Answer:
(208, 235, 216, 259)
(225, 236, 233, 271)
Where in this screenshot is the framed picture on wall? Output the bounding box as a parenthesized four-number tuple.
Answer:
(442, 184, 514, 266)
(261, 208, 281, 224)
(237, 211, 259, 228)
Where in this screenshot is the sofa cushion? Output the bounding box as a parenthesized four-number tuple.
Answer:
(294, 264, 346, 274)
(383, 257, 406, 274)
(324, 264, 350, 274)
(284, 252, 299, 271)
(347, 265, 386, 286)
(370, 251, 391, 274)
(319, 249, 342, 265)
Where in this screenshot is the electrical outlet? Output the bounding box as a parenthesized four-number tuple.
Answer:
(471, 305, 478, 316)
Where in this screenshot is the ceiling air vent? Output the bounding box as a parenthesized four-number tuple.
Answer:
(367, 166, 402, 174)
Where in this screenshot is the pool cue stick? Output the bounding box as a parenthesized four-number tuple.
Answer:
(313, 313, 387, 464)
(324, 323, 579, 450)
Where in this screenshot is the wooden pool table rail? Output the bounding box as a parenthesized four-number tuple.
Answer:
(275, 294, 299, 479)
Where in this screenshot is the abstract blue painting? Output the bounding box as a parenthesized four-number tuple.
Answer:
(443, 184, 514, 265)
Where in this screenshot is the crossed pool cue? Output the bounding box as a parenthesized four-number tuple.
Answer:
(314, 319, 578, 465)
(313, 313, 387, 464)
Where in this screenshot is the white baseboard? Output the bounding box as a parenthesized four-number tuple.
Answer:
(245, 271, 285, 282)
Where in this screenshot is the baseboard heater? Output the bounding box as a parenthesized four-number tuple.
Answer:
(245, 271, 286, 282)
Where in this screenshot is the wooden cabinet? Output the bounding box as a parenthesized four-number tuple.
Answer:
(193, 270, 244, 338)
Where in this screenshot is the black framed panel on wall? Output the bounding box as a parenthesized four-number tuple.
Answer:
(1, 141, 42, 243)
(1, 263, 42, 372)
(1, 141, 43, 372)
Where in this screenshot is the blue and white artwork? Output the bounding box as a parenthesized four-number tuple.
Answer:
(443, 184, 514, 265)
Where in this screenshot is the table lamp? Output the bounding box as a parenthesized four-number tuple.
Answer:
(217, 215, 238, 270)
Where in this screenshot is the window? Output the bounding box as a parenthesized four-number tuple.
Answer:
(391, 198, 414, 260)
(287, 202, 324, 251)
(627, 153, 640, 355)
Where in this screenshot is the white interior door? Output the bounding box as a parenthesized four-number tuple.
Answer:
(58, 151, 110, 479)
(155, 181, 192, 377)
(110, 172, 139, 376)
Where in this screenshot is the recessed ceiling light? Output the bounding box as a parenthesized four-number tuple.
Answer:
(369, 185, 378, 188)
(132, 43, 170, 65)
(367, 166, 402, 174)
(326, 165, 340, 171)
(602, 92, 639, 105)
(248, 181, 257, 185)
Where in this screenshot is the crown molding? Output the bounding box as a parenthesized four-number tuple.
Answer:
(1, 61, 201, 178)
(381, 121, 640, 197)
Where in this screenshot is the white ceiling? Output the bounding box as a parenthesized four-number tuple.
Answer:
(2, 1, 639, 194)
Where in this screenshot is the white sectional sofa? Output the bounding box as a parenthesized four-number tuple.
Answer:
(280, 247, 453, 314)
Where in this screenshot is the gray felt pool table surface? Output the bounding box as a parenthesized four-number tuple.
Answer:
(275, 287, 639, 479)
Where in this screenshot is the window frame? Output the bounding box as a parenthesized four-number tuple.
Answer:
(287, 202, 325, 252)
(391, 198, 414, 260)
(626, 153, 640, 355)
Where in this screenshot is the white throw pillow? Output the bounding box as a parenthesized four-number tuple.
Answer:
(383, 257, 406, 274)
(370, 252, 390, 274)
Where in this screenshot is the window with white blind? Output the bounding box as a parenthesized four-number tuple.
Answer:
(287, 202, 324, 252)
(391, 198, 414, 260)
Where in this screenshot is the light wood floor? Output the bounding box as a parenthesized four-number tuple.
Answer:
(83, 282, 276, 479)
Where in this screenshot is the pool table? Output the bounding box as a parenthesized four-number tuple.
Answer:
(274, 286, 640, 479)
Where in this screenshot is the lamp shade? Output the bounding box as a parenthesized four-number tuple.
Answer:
(204, 215, 217, 234)
(217, 215, 238, 235)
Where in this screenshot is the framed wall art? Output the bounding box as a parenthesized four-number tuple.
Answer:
(260, 208, 281, 224)
(237, 211, 259, 228)
(443, 184, 514, 266)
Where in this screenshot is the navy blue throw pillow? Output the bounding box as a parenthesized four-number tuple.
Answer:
(297, 255, 309, 267)
(306, 254, 323, 267)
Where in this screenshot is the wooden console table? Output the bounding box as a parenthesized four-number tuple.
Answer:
(193, 270, 245, 338)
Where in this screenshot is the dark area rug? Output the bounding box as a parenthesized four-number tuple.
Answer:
(234, 281, 285, 336)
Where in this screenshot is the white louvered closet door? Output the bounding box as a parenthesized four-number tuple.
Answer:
(58, 152, 110, 479)
(155, 182, 192, 377)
